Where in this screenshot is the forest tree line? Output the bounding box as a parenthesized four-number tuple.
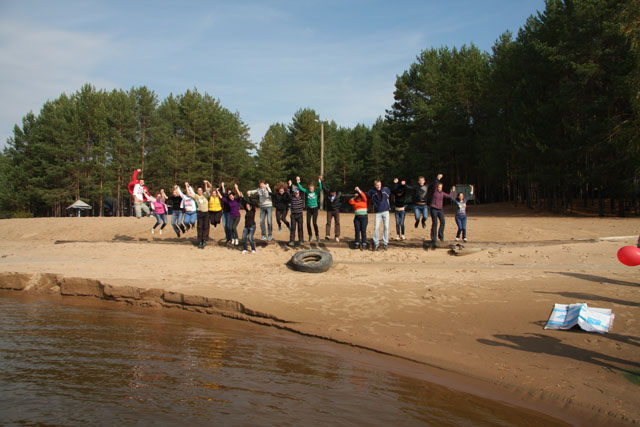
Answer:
(1, 0, 638, 217)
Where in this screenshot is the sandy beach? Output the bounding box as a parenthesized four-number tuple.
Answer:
(0, 203, 638, 424)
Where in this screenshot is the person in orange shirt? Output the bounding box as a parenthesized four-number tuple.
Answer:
(349, 186, 368, 250)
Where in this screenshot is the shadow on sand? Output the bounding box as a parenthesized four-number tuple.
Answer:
(549, 271, 639, 288)
(477, 333, 640, 374)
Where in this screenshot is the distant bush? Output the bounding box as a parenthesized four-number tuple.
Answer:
(12, 211, 33, 219)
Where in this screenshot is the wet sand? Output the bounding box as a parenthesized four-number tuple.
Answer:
(0, 203, 638, 424)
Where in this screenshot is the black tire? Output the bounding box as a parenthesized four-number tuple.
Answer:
(290, 249, 333, 273)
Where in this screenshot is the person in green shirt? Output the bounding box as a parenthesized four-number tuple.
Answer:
(296, 175, 322, 242)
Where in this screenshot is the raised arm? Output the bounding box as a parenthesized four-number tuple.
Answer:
(234, 183, 244, 199)
(296, 177, 308, 194)
(185, 182, 195, 197)
(464, 185, 475, 203)
(445, 186, 456, 199)
(176, 185, 187, 200)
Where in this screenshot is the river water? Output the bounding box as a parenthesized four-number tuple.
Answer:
(0, 294, 566, 426)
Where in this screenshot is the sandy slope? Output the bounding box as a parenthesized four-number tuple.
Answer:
(0, 204, 638, 424)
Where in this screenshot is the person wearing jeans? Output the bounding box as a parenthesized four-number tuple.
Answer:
(241, 199, 257, 254)
(453, 185, 474, 242)
(428, 180, 455, 243)
(176, 184, 197, 232)
(168, 188, 185, 237)
(219, 184, 244, 246)
(349, 187, 368, 250)
(151, 190, 168, 235)
(367, 180, 392, 251)
(392, 178, 407, 240)
(412, 176, 429, 228)
(247, 181, 273, 241)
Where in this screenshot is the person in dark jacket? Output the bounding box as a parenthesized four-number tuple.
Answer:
(392, 178, 408, 240)
(366, 180, 392, 251)
(168, 188, 186, 237)
(272, 182, 291, 232)
(412, 176, 429, 229)
(321, 179, 342, 242)
(241, 198, 257, 254)
(288, 183, 305, 246)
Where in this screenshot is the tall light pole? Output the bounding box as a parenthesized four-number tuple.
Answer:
(320, 121, 324, 179)
(318, 119, 325, 208)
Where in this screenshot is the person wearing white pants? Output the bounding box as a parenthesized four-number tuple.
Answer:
(367, 180, 392, 251)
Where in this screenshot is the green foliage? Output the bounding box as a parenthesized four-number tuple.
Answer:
(3, 0, 638, 215)
(2, 85, 255, 216)
(256, 123, 288, 186)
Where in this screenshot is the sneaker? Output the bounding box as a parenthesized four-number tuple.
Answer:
(463, 238, 467, 242)
(234, 239, 239, 246)
(309, 237, 313, 243)
(374, 244, 379, 252)
(242, 250, 248, 254)
(316, 236, 320, 242)
(151, 228, 155, 234)
(288, 241, 295, 247)
(261, 235, 267, 241)
(268, 236, 272, 241)
(383, 245, 388, 251)
(325, 236, 330, 241)
(202, 241, 206, 247)
(354, 243, 360, 250)
(455, 237, 459, 241)
(159, 229, 163, 235)
(278, 226, 282, 232)
(401, 235, 406, 240)
(395, 235, 400, 241)
(335, 237, 340, 242)
(362, 243, 367, 251)
(414, 220, 419, 228)
(251, 250, 256, 253)
(421, 219, 426, 229)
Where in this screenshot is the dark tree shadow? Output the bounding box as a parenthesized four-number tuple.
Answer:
(550, 272, 639, 288)
(534, 290, 640, 307)
(477, 333, 640, 373)
(529, 320, 640, 349)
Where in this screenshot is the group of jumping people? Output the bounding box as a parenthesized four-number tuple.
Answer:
(130, 169, 474, 252)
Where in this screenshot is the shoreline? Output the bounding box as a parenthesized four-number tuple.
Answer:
(0, 278, 587, 426)
(0, 211, 638, 424)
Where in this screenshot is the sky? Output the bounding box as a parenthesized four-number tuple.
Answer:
(0, 0, 546, 149)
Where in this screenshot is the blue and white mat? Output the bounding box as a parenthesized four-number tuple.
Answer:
(544, 303, 614, 334)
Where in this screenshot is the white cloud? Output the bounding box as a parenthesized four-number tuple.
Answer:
(0, 19, 122, 148)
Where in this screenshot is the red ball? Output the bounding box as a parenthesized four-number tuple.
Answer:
(617, 246, 640, 266)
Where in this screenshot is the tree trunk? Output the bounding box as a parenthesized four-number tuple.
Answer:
(99, 176, 104, 217)
(618, 199, 625, 217)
